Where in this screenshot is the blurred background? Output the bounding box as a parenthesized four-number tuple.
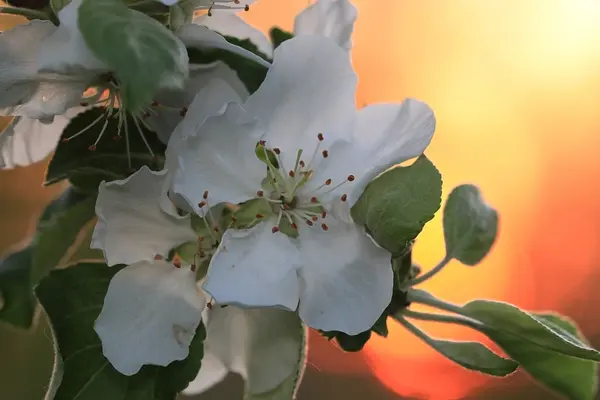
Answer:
(1, 0, 600, 399)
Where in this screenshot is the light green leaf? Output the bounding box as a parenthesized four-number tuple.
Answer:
(443, 184, 498, 265)
(462, 301, 600, 362)
(396, 315, 517, 376)
(0, 188, 94, 328)
(79, 0, 188, 111)
(351, 155, 442, 255)
(36, 262, 206, 400)
(168, 2, 194, 31)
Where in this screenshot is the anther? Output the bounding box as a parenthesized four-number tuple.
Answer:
(231, 215, 237, 222)
(213, 226, 220, 233)
(347, 175, 355, 182)
(321, 223, 329, 231)
(198, 201, 207, 208)
(322, 150, 329, 158)
(112, 135, 122, 141)
(306, 220, 314, 226)
(153, 254, 164, 261)
(142, 112, 150, 120)
(191, 264, 197, 272)
(259, 140, 266, 146)
(61, 138, 69, 143)
(256, 213, 265, 219)
(80, 102, 89, 107)
(244, 4, 249, 11)
(317, 133, 324, 141)
(179, 107, 188, 117)
(151, 100, 159, 107)
(341, 194, 348, 202)
(311, 197, 318, 203)
(198, 236, 205, 242)
(173, 260, 181, 268)
(272, 226, 280, 233)
(207, 302, 213, 310)
(299, 160, 305, 168)
(289, 170, 295, 177)
(311, 216, 318, 222)
(325, 178, 332, 185)
(291, 223, 298, 229)
(273, 148, 281, 155)
(203, 191, 209, 199)
(257, 190, 264, 197)
(87, 145, 97, 151)
(321, 211, 327, 218)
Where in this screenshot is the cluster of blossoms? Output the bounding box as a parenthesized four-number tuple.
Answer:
(1, 0, 435, 395)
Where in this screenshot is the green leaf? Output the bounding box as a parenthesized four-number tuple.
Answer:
(396, 316, 518, 376)
(371, 314, 389, 337)
(269, 27, 294, 50)
(36, 263, 206, 400)
(50, 0, 70, 12)
(0, 188, 94, 328)
(62, 221, 105, 265)
(443, 184, 498, 265)
(351, 155, 442, 255)
(79, 0, 188, 111)
(462, 301, 600, 362)
(187, 35, 269, 94)
(45, 108, 165, 189)
(168, 2, 194, 31)
(322, 330, 372, 352)
(248, 326, 307, 400)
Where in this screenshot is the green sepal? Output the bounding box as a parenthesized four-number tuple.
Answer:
(231, 198, 275, 229)
(269, 27, 294, 50)
(36, 263, 207, 400)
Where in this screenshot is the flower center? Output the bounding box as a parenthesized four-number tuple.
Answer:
(256, 134, 355, 235)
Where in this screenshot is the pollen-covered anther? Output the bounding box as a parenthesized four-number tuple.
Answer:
(87, 144, 97, 151)
(322, 150, 329, 158)
(311, 216, 318, 222)
(341, 193, 348, 202)
(272, 226, 280, 233)
(311, 197, 318, 203)
(180, 107, 188, 117)
(257, 190, 264, 197)
(321, 223, 329, 231)
(317, 133, 324, 141)
(347, 175, 355, 182)
(273, 148, 281, 155)
(198, 201, 207, 208)
(289, 170, 295, 178)
(325, 178, 332, 185)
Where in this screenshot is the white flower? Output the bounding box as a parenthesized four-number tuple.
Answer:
(91, 166, 205, 375)
(167, 36, 436, 335)
(195, 0, 357, 58)
(183, 305, 306, 397)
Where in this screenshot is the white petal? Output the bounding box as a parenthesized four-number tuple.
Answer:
(95, 260, 204, 375)
(37, 0, 107, 74)
(91, 166, 196, 266)
(170, 97, 265, 214)
(244, 35, 356, 159)
(176, 23, 270, 68)
(0, 112, 74, 169)
(347, 100, 436, 205)
(294, 0, 357, 50)
(195, 13, 273, 58)
(203, 223, 302, 311)
(185, 307, 304, 395)
(148, 62, 249, 144)
(296, 220, 393, 335)
(0, 20, 55, 110)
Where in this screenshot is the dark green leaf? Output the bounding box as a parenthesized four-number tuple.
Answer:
(187, 35, 269, 94)
(351, 155, 442, 255)
(269, 27, 294, 50)
(322, 330, 372, 352)
(371, 314, 389, 337)
(79, 0, 188, 111)
(0, 188, 94, 328)
(443, 184, 498, 265)
(36, 263, 206, 400)
(45, 108, 165, 189)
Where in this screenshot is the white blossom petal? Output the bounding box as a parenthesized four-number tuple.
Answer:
(0, 108, 81, 169)
(95, 260, 204, 375)
(148, 62, 249, 144)
(294, 0, 357, 50)
(185, 307, 304, 395)
(195, 13, 273, 58)
(170, 96, 265, 213)
(37, 0, 107, 74)
(203, 223, 302, 311)
(296, 220, 393, 335)
(176, 23, 270, 68)
(91, 166, 196, 266)
(244, 35, 356, 157)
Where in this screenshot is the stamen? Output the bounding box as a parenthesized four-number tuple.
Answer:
(257, 190, 264, 197)
(191, 264, 197, 272)
(256, 213, 265, 219)
(322, 150, 329, 158)
(321, 223, 329, 231)
(198, 201, 207, 208)
(173, 260, 181, 268)
(321, 211, 327, 218)
(272, 226, 280, 233)
(306, 220, 314, 226)
(132, 116, 154, 157)
(203, 191, 209, 200)
(180, 107, 188, 117)
(347, 175, 355, 181)
(311, 216, 318, 222)
(318, 133, 324, 141)
(289, 170, 295, 177)
(273, 148, 281, 155)
(311, 196, 318, 203)
(62, 112, 105, 141)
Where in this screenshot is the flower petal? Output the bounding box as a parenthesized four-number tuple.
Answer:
(176, 23, 270, 68)
(94, 260, 204, 375)
(0, 20, 55, 111)
(347, 100, 436, 205)
(37, 0, 107, 74)
(195, 13, 273, 58)
(203, 223, 301, 311)
(294, 0, 357, 50)
(149, 62, 249, 144)
(244, 35, 356, 158)
(296, 220, 393, 335)
(185, 307, 304, 395)
(0, 109, 81, 169)
(170, 94, 265, 214)
(91, 166, 196, 266)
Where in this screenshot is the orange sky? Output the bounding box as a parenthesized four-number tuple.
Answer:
(246, 1, 600, 398)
